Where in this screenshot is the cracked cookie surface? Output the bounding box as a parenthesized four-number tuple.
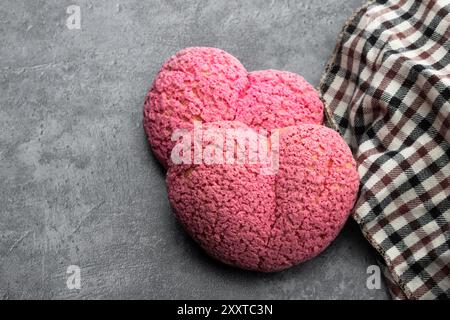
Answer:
(166, 125, 359, 272)
(144, 47, 324, 168)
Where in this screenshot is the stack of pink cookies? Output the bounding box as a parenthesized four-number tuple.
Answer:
(143, 47, 359, 272)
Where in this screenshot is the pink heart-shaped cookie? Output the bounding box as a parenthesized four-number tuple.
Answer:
(166, 124, 359, 272)
(144, 47, 324, 167)
(143, 47, 359, 272)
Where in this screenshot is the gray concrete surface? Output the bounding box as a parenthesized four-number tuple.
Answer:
(0, 0, 389, 299)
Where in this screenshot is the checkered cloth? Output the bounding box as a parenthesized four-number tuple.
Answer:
(319, 0, 450, 299)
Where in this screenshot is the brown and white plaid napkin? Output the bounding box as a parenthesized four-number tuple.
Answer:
(319, 0, 450, 299)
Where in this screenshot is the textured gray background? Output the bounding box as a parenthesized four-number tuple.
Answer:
(0, 0, 389, 299)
